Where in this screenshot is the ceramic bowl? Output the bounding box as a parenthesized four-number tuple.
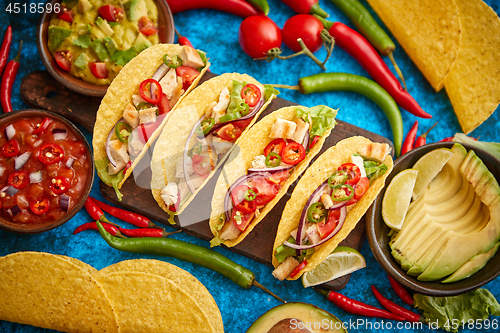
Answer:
(0, 109, 94, 234)
(37, 0, 174, 97)
(366, 142, 500, 296)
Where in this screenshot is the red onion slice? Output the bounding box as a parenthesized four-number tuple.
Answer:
(247, 165, 293, 174)
(1, 186, 18, 196)
(301, 130, 310, 150)
(15, 152, 31, 170)
(106, 118, 125, 167)
(60, 195, 70, 212)
(206, 97, 265, 136)
(7, 205, 21, 217)
(183, 117, 205, 194)
(66, 157, 75, 168)
(29, 171, 42, 184)
(5, 124, 15, 140)
(52, 128, 67, 140)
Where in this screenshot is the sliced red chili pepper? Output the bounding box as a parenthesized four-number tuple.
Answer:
(309, 135, 320, 149)
(139, 79, 163, 105)
(264, 138, 286, 157)
(123, 161, 132, 174)
(290, 260, 308, 278)
(38, 143, 64, 165)
(33, 117, 51, 135)
(241, 83, 261, 107)
(8, 170, 29, 189)
(50, 176, 69, 195)
(2, 139, 19, 157)
(30, 197, 50, 215)
(157, 93, 171, 115)
(338, 163, 361, 185)
(231, 184, 256, 213)
(281, 142, 306, 165)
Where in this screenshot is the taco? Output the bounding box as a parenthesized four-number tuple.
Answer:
(209, 105, 338, 247)
(150, 73, 278, 219)
(93, 44, 210, 200)
(271, 137, 393, 281)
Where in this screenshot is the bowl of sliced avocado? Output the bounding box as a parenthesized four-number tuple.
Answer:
(37, 0, 174, 96)
(367, 141, 500, 296)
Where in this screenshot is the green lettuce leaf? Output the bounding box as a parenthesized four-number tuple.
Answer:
(111, 47, 138, 66)
(296, 105, 337, 139)
(414, 289, 500, 332)
(263, 84, 279, 100)
(363, 160, 388, 182)
(227, 80, 249, 115)
(95, 158, 124, 201)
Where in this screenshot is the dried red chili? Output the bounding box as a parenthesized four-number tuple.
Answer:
(0, 26, 12, 76)
(401, 120, 418, 155)
(1, 41, 22, 113)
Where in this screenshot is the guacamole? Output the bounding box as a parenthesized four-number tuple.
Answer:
(48, 0, 159, 85)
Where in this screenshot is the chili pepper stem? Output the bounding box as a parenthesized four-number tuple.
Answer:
(313, 287, 329, 297)
(148, 221, 165, 230)
(268, 84, 300, 90)
(174, 27, 182, 39)
(387, 52, 407, 91)
(421, 122, 438, 138)
(163, 229, 182, 237)
(252, 280, 286, 303)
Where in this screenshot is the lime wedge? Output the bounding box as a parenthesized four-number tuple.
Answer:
(412, 148, 454, 200)
(382, 169, 419, 230)
(301, 246, 366, 288)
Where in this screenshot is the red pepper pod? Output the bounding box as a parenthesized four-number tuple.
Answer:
(414, 122, 437, 148)
(401, 120, 418, 155)
(371, 285, 423, 323)
(0, 26, 12, 76)
(281, 0, 329, 18)
(166, 0, 260, 17)
(1, 41, 22, 113)
(387, 275, 414, 306)
(84, 197, 106, 222)
(73, 222, 122, 237)
(119, 228, 181, 238)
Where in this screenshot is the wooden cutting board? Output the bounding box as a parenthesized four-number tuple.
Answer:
(21, 70, 393, 290)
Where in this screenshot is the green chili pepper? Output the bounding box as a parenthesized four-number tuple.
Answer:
(265, 152, 281, 168)
(195, 118, 215, 137)
(219, 112, 242, 123)
(299, 73, 403, 156)
(114, 122, 132, 143)
(332, 184, 354, 202)
(328, 171, 348, 188)
(95, 221, 285, 302)
(163, 54, 183, 68)
(307, 202, 327, 223)
(244, 188, 257, 201)
(189, 142, 203, 157)
(136, 102, 153, 111)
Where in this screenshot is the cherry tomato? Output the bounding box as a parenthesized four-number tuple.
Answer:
(281, 142, 306, 165)
(231, 208, 255, 232)
(138, 16, 158, 35)
(318, 209, 341, 239)
(30, 197, 50, 215)
(191, 154, 203, 164)
(239, 15, 282, 59)
(2, 139, 19, 157)
(218, 124, 243, 142)
(232, 117, 253, 129)
(50, 176, 69, 195)
(267, 169, 290, 187)
(241, 84, 261, 107)
(98, 4, 124, 22)
(193, 156, 212, 177)
(264, 138, 286, 157)
(176, 66, 200, 91)
(89, 62, 108, 79)
(338, 163, 361, 185)
(57, 6, 73, 23)
(33, 117, 51, 135)
(8, 171, 29, 189)
(282, 14, 324, 53)
(38, 143, 64, 165)
(55, 51, 72, 71)
(231, 185, 257, 213)
(347, 176, 370, 205)
(290, 260, 308, 278)
(250, 178, 278, 206)
(309, 135, 320, 149)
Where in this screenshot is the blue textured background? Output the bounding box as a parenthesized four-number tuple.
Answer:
(0, 0, 499, 332)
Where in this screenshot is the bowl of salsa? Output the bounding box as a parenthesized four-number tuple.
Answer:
(0, 110, 94, 233)
(37, 0, 174, 96)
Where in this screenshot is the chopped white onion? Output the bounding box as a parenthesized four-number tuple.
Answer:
(66, 157, 75, 168)
(29, 171, 43, 184)
(52, 129, 67, 140)
(5, 124, 15, 140)
(0, 165, 5, 176)
(15, 152, 31, 170)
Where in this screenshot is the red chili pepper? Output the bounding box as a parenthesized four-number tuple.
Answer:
(175, 28, 194, 48)
(281, 142, 306, 165)
(166, 0, 260, 17)
(0, 26, 12, 76)
(327, 23, 431, 119)
(387, 274, 414, 306)
(281, 0, 329, 17)
(91, 197, 163, 229)
(314, 288, 405, 321)
(8, 170, 29, 189)
(30, 197, 50, 215)
(414, 122, 437, 148)
(73, 222, 124, 237)
(139, 79, 162, 105)
(439, 136, 454, 142)
(33, 117, 51, 135)
(118, 228, 181, 238)
(309, 135, 320, 149)
(290, 260, 308, 278)
(1, 41, 22, 113)
(38, 143, 64, 165)
(84, 197, 109, 223)
(2, 139, 19, 157)
(50, 176, 69, 195)
(401, 120, 418, 155)
(371, 285, 423, 323)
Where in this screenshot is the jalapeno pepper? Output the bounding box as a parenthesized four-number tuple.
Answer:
(163, 53, 183, 68)
(30, 197, 50, 215)
(332, 184, 354, 202)
(328, 170, 348, 188)
(139, 79, 163, 105)
(281, 142, 306, 165)
(196, 118, 215, 137)
(136, 102, 154, 111)
(50, 176, 69, 195)
(8, 170, 29, 189)
(114, 122, 132, 143)
(265, 152, 281, 168)
(33, 117, 51, 135)
(219, 112, 242, 123)
(264, 138, 286, 157)
(2, 139, 19, 157)
(338, 163, 361, 185)
(244, 188, 257, 201)
(307, 202, 327, 223)
(38, 143, 64, 165)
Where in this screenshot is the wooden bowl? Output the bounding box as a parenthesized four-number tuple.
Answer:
(366, 142, 500, 296)
(0, 110, 94, 234)
(37, 0, 174, 97)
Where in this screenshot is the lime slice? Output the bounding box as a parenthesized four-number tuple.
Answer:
(412, 148, 454, 200)
(301, 246, 366, 288)
(382, 169, 419, 230)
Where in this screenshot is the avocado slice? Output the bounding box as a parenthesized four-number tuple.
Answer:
(246, 303, 345, 333)
(124, 0, 148, 21)
(48, 26, 72, 51)
(133, 33, 152, 52)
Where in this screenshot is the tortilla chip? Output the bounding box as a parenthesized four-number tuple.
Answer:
(97, 259, 223, 333)
(151, 73, 276, 215)
(272, 137, 393, 279)
(96, 271, 215, 333)
(209, 106, 334, 247)
(367, 0, 461, 91)
(93, 44, 210, 189)
(0, 252, 118, 332)
(444, 0, 500, 134)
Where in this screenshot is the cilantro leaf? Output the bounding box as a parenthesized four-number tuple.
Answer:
(111, 47, 138, 66)
(73, 34, 92, 49)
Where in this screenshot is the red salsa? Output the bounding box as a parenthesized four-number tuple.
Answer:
(0, 117, 91, 224)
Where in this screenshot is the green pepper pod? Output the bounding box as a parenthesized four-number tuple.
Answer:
(299, 73, 403, 156)
(265, 152, 281, 168)
(136, 102, 154, 111)
(245, 188, 257, 201)
(332, 184, 354, 202)
(307, 202, 327, 223)
(114, 122, 132, 143)
(220, 112, 242, 123)
(196, 118, 215, 136)
(164, 54, 183, 68)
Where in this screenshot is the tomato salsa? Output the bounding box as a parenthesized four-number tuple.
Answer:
(0, 116, 91, 224)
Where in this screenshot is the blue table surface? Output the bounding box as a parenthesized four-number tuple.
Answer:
(1, 0, 499, 332)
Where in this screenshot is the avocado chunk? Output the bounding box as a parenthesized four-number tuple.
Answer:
(96, 17, 114, 36)
(246, 302, 345, 333)
(133, 33, 152, 52)
(48, 26, 72, 51)
(124, 0, 148, 21)
(74, 53, 87, 70)
(103, 37, 117, 56)
(90, 39, 110, 62)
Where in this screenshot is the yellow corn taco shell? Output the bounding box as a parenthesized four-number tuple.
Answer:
(272, 137, 393, 280)
(151, 73, 276, 216)
(209, 106, 336, 248)
(93, 44, 210, 196)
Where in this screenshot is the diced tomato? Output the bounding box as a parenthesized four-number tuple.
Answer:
(218, 124, 243, 142)
(347, 176, 370, 205)
(309, 135, 320, 149)
(50, 176, 69, 195)
(191, 154, 203, 164)
(231, 209, 255, 232)
(317, 209, 341, 239)
(33, 117, 51, 135)
(250, 177, 278, 206)
(193, 156, 212, 177)
(230, 185, 256, 213)
(138, 16, 158, 35)
(266, 169, 290, 187)
(264, 138, 286, 157)
(338, 163, 361, 185)
(90, 62, 108, 79)
(232, 117, 253, 129)
(98, 4, 124, 22)
(176, 66, 200, 90)
(241, 83, 261, 107)
(2, 139, 19, 157)
(157, 93, 170, 115)
(290, 260, 307, 278)
(30, 197, 50, 215)
(8, 171, 29, 189)
(57, 6, 73, 23)
(281, 142, 306, 165)
(54, 51, 72, 71)
(27, 184, 44, 202)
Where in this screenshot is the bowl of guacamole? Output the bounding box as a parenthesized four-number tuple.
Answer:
(37, 0, 174, 96)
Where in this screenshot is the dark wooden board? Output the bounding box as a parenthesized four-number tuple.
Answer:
(21, 70, 392, 290)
